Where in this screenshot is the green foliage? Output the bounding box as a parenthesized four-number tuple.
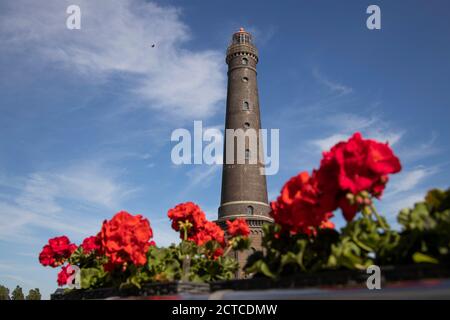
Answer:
(245, 223, 340, 278)
(0, 285, 10, 300)
(230, 236, 251, 251)
(11, 285, 25, 300)
(392, 188, 450, 264)
(189, 253, 238, 282)
(246, 188, 450, 278)
(328, 215, 400, 269)
(69, 246, 107, 269)
(67, 238, 244, 292)
(80, 268, 108, 289)
(26, 288, 41, 300)
(146, 245, 182, 282)
(142, 242, 239, 285)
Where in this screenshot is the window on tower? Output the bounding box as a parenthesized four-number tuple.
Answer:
(242, 77, 248, 83)
(244, 122, 250, 129)
(245, 149, 250, 160)
(243, 101, 249, 110)
(242, 57, 248, 65)
(247, 206, 254, 215)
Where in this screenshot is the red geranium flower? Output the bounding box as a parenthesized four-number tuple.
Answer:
(189, 220, 225, 247)
(39, 245, 56, 267)
(39, 236, 77, 267)
(168, 202, 228, 260)
(167, 202, 207, 235)
(212, 247, 224, 260)
(99, 211, 153, 270)
(226, 218, 250, 237)
(316, 132, 401, 221)
(271, 171, 333, 235)
(57, 264, 75, 286)
(80, 235, 101, 254)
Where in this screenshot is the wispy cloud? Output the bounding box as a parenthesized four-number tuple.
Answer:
(310, 113, 403, 151)
(379, 165, 442, 227)
(0, 0, 226, 120)
(312, 69, 353, 96)
(381, 192, 426, 220)
(0, 274, 38, 287)
(387, 166, 438, 196)
(185, 165, 221, 188)
(245, 25, 277, 47)
(310, 133, 349, 151)
(0, 161, 137, 243)
(398, 131, 441, 162)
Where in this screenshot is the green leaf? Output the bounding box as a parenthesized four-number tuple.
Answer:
(80, 268, 105, 289)
(412, 252, 438, 264)
(245, 260, 276, 279)
(259, 261, 276, 278)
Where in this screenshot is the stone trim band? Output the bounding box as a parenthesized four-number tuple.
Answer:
(220, 200, 270, 208)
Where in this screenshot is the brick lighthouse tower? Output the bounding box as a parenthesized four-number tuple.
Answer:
(217, 28, 273, 276)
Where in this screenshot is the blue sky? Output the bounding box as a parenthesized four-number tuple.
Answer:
(0, 0, 449, 298)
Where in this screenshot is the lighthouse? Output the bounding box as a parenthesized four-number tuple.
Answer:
(217, 28, 273, 276)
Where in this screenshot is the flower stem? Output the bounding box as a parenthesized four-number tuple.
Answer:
(223, 241, 234, 257)
(181, 254, 190, 282)
(370, 204, 388, 230)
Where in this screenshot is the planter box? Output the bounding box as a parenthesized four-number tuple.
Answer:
(50, 264, 450, 299)
(51, 281, 210, 300)
(210, 263, 450, 292)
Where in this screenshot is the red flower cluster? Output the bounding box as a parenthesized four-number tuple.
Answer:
(271, 132, 401, 234)
(226, 218, 250, 237)
(168, 202, 225, 250)
(168, 202, 206, 234)
(39, 236, 77, 267)
(316, 132, 401, 221)
(99, 211, 153, 270)
(57, 264, 75, 286)
(80, 235, 101, 254)
(189, 220, 225, 247)
(271, 172, 334, 235)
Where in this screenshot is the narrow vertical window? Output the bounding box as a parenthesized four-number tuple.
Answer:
(243, 101, 249, 110)
(247, 206, 254, 215)
(242, 57, 248, 65)
(245, 149, 250, 160)
(244, 122, 250, 129)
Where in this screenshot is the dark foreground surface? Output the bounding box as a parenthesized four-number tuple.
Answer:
(51, 264, 450, 300)
(108, 278, 450, 300)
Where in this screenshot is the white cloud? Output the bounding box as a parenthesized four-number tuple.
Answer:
(245, 25, 277, 47)
(378, 166, 441, 227)
(398, 132, 440, 162)
(0, 0, 226, 120)
(150, 220, 179, 247)
(325, 114, 378, 132)
(0, 274, 38, 287)
(381, 192, 425, 219)
(310, 113, 403, 151)
(186, 165, 221, 188)
(312, 69, 353, 96)
(0, 161, 137, 243)
(387, 166, 438, 196)
(311, 133, 349, 151)
(365, 129, 403, 146)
